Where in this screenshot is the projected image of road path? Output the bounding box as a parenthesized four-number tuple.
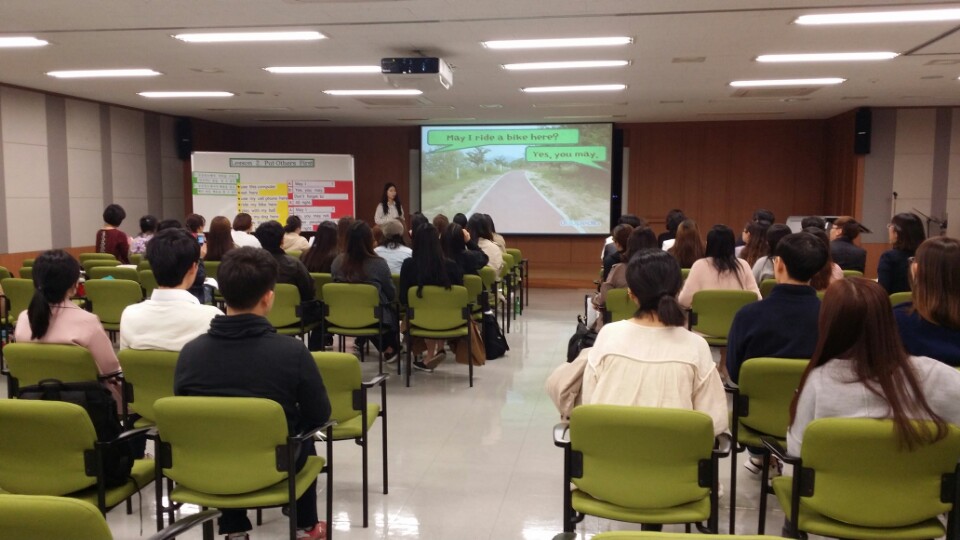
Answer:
(470, 170, 582, 233)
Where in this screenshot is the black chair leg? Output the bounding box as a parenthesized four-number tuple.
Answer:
(362, 433, 369, 527)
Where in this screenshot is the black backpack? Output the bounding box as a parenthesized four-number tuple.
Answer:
(482, 312, 509, 360)
(18, 379, 136, 488)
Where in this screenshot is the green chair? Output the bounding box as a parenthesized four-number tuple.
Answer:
(137, 259, 152, 272)
(726, 357, 809, 534)
(266, 283, 319, 341)
(117, 349, 178, 427)
(87, 265, 140, 282)
(310, 273, 333, 303)
(286, 249, 302, 259)
(322, 282, 391, 374)
(153, 396, 334, 540)
(555, 405, 730, 534)
(478, 266, 502, 333)
(463, 274, 486, 320)
(689, 290, 758, 347)
(312, 352, 388, 528)
(1, 278, 34, 335)
(505, 247, 527, 310)
(759, 278, 777, 299)
(592, 533, 781, 540)
(83, 279, 143, 340)
(129, 253, 143, 266)
(22, 258, 35, 267)
(500, 252, 516, 332)
(139, 269, 159, 298)
(602, 288, 636, 324)
(0, 265, 11, 281)
(681, 268, 691, 282)
(842, 269, 864, 278)
(890, 291, 912, 305)
(0, 493, 219, 540)
(79, 253, 118, 262)
(764, 418, 960, 539)
(18, 266, 33, 280)
(4, 343, 99, 398)
(203, 259, 220, 280)
(82, 259, 121, 274)
(405, 285, 472, 387)
(0, 399, 154, 515)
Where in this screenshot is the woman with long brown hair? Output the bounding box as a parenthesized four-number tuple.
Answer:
(739, 221, 769, 268)
(895, 236, 960, 366)
(787, 278, 960, 455)
(667, 219, 704, 268)
(203, 216, 236, 261)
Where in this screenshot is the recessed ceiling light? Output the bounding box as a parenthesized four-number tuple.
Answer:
(756, 52, 898, 62)
(478, 104, 503, 109)
(522, 84, 626, 93)
(482, 37, 632, 50)
(322, 89, 423, 96)
(264, 65, 381, 74)
(544, 114, 625, 119)
(138, 91, 234, 98)
(173, 31, 325, 43)
(729, 78, 845, 87)
(796, 9, 960, 25)
(502, 60, 629, 70)
(0, 36, 49, 48)
(47, 69, 162, 78)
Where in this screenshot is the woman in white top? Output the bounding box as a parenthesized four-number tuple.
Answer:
(788, 278, 960, 456)
(678, 224, 761, 308)
(582, 249, 728, 435)
(467, 213, 503, 274)
(374, 182, 404, 226)
(281, 215, 310, 252)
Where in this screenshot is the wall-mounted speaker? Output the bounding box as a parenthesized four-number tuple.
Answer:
(175, 117, 193, 161)
(854, 107, 871, 155)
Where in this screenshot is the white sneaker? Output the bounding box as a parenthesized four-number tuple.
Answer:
(744, 455, 781, 477)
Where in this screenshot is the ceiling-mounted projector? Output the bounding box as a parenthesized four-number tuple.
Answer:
(381, 57, 453, 90)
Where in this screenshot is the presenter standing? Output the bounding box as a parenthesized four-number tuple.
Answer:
(374, 182, 404, 226)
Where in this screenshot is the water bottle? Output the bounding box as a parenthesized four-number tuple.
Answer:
(514, 294, 521, 314)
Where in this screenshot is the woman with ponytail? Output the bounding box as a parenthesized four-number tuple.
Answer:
(582, 249, 728, 435)
(13, 250, 122, 401)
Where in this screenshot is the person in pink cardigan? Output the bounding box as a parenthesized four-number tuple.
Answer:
(678, 224, 761, 308)
(14, 249, 122, 403)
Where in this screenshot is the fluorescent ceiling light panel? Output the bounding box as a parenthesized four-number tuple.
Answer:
(264, 65, 381, 74)
(323, 89, 423, 96)
(522, 84, 626, 93)
(503, 60, 629, 70)
(0, 36, 48, 47)
(482, 37, 632, 49)
(729, 78, 845, 87)
(48, 69, 161, 78)
(138, 91, 234, 98)
(173, 31, 325, 43)
(756, 52, 898, 62)
(796, 9, 960, 25)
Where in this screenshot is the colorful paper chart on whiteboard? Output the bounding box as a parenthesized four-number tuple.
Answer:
(190, 152, 355, 231)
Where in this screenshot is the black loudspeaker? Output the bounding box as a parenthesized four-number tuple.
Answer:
(854, 107, 872, 155)
(610, 128, 624, 228)
(175, 117, 193, 161)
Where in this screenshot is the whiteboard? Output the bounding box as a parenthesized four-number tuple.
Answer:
(190, 151, 355, 231)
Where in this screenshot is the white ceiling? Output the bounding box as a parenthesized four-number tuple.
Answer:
(2, 0, 960, 126)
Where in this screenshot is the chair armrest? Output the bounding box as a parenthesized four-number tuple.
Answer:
(147, 509, 221, 540)
(295, 419, 337, 443)
(724, 380, 740, 393)
(362, 373, 389, 389)
(553, 422, 570, 448)
(761, 435, 800, 466)
(713, 433, 733, 457)
(103, 426, 153, 446)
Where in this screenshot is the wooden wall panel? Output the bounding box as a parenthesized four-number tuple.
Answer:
(823, 110, 863, 217)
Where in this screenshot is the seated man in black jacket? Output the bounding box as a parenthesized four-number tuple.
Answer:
(175, 247, 331, 540)
(830, 215, 867, 273)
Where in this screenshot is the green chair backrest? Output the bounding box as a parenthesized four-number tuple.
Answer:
(138, 269, 158, 298)
(18, 267, 33, 280)
(312, 352, 362, 425)
(801, 418, 960, 528)
(137, 260, 152, 272)
(5, 343, 99, 388)
(570, 405, 713, 508)
(203, 260, 220, 281)
(680, 268, 691, 282)
(286, 250, 302, 260)
(310, 273, 333, 302)
(737, 357, 808, 437)
(506, 248, 522, 264)
(0, 266, 11, 281)
(759, 278, 777, 299)
(842, 270, 863, 278)
(81, 259, 121, 274)
(83, 279, 143, 325)
(78, 253, 117, 262)
(500, 253, 515, 278)
(604, 288, 636, 323)
(391, 274, 401, 304)
(478, 266, 497, 291)
(0, 400, 98, 495)
(129, 253, 143, 266)
(890, 291, 912, 305)
(118, 349, 179, 424)
(264, 283, 302, 329)
(86, 266, 140, 282)
(154, 396, 289, 494)
(690, 289, 758, 339)
(407, 285, 469, 332)
(1, 278, 35, 321)
(21, 259, 35, 267)
(463, 274, 484, 310)
(322, 283, 380, 328)
(0, 494, 113, 540)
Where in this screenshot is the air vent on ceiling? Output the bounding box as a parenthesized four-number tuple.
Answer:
(206, 107, 292, 112)
(697, 111, 785, 117)
(532, 102, 628, 108)
(357, 97, 451, 109)
(256, 118, 331, 122)
(841, 96, 869, 100)
(732, 87, 821, 98)
(672, 57, 706, 63)
(924, 59, 960, 65)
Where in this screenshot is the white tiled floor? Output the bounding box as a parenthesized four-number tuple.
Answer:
(3, 288, 795, 539)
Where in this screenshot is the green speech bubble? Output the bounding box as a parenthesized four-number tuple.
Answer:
(525, 146, 608, 169)
(427, 128, 579, 152)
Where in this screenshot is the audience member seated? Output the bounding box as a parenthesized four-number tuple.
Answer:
(336, 216, 355, 253)
(231, 212, 263, 249)
(601, 223, 634, 281)
(432, 213, 449, 233)
(805, 227, 844, 292)
(130, 214, 157, 255)
(739, 221, 769, 268)
(374, 182, 404, 226)
(120, 228, 223, 351)
(879, 212, 926, 294)
(485, 214, 507, 253)
(203, 216, 236, 262)
(667, 218, 704, 269)
(678, 224, 761, 308)
(468, 213, 504, 275)
(441, 222, 488, 276)
(787, 277, 960, 456)
(751, 224, 792, 284)
(175, 247, 331, 540)
(894, 236, 960, 366)
(752, 208, 775, 227)
(96, 203, 130, 264)
(14, 250, 122, 403)
(452, 212, 468, 229)
(300, 221, 338, 274)
(582, 249, 728, 436)
(184, 213, 206, 240)
(800, 215, 826, 231)
(374, 219, 412, 274)
(594, 226, 657, 311)
(658, 208, 685, 249)
(601, 214, 644, 260)
(829, 215, 866, 273)
(157, 219, 206, 304)
(256, 220, 317, 306)
(282, 216, 311, 253)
